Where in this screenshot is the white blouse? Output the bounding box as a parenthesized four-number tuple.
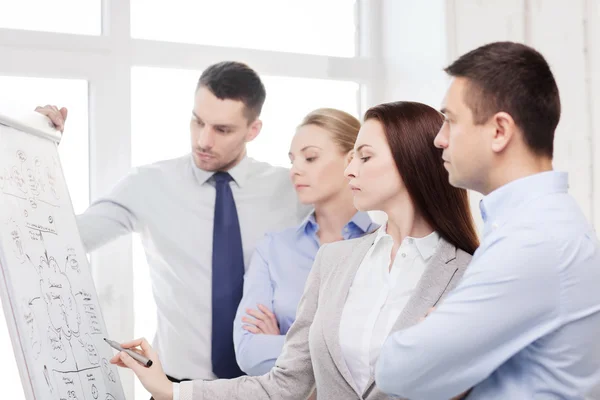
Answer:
(338, 224, 440, 393)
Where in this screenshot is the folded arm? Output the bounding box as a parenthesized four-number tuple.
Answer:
(376, 233, 560, 399)
(234, 235, 286, 376)
(183, 245, 329, 399)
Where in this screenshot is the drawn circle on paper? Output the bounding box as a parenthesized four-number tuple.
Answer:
(91, 384, 99, 399)
(49, 216, 53, 224)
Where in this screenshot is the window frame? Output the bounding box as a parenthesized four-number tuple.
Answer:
(0, 0, 383, 397)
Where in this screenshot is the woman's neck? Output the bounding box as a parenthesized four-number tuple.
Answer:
(383, 197, 434, 246)
(314, 191, 358, 244)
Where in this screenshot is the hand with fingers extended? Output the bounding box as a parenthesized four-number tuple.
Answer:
(241, 304, 281, 335)
(34, 105, 68, 133)
(109, 338, 173, 400)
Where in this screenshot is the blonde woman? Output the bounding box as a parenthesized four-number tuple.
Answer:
(234, 109, 378, 377)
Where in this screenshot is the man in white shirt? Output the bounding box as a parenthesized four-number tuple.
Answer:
(36, 62, 306, 388)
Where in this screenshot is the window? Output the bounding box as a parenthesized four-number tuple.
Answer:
(256, 76, 359, 166)
(0, 77, 90, 214)
(2, 3, 370, 398)
(131, 0, 357, 57)
(131, 66, 359, 168)
(0, 0, 101, 35)
(0, 76, 89, 399)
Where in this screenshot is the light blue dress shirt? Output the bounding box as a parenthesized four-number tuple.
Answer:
(233, 211, 378, 376)
(376, 171, 600, 399)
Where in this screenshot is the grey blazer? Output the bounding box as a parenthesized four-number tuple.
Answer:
(185, 232, 472, 399)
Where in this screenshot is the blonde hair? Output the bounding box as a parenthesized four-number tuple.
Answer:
(298, 108, 361, 154)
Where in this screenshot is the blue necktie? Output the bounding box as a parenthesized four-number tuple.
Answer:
(211, 172, 245, 378)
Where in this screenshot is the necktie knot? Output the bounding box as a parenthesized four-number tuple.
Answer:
(212, 171, 233, 184)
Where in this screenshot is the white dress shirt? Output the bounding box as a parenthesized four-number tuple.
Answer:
(76, 154, 307, 381)
(339, 224, 440, 393)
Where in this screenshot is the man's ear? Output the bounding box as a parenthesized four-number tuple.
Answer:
(490, 111, 517, 153)
(246, 119, 262, 142)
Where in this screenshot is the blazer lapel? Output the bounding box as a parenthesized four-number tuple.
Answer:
(322, 233, 376, 396)
(362, 239, 458, 396)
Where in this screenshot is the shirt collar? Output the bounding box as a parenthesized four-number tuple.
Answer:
(190, 154, 251, 187)
(374, 224, 441, 260)
(296, 210, 374, 238)
(479, 171, 568, 235)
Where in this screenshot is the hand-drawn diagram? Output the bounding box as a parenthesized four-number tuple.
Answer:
(66, 247, 81, 274)
(0, 135, 124, 400)
(79, 334, 100, 366)
(31, 250, 82, 341)
(23, 300, 42, 359)
(101, 358, 117, 384)
(8, 218, 26, 263)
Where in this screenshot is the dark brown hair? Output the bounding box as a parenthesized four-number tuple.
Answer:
(444, 41, 560, 158)
(197, 61, 266, 123)
(364, 101, 479, 254)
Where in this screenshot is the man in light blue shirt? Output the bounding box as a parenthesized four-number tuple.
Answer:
(376, 42, 600, 399)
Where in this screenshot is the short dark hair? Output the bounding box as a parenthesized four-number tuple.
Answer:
(197, 61, 266, 122)
(444, 41, 560, 158)
(365, 102, 479, 255)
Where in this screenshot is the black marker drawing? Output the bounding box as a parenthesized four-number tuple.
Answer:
(0, 141, 125, 399)
(34, 157, 46, 193)
(78, 333, 100, 365)
(48, 326, 67, 363)
(27, 167, 41, 198)
(66, 247, 80, 274)
(31, 250, 81, 341)
(0, 168, 7, 190)
(23, 300, 42, 359)
(7, 218, 26, 263)
(102, 359, 117, 383)
(46, 157, 60, 200)
(11, 165, 27, 194)
(17, 149, 27, 163)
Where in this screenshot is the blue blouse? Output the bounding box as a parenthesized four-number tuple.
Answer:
(233, 211, 378, 375)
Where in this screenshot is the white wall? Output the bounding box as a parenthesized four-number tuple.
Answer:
(378, 1, 599, 397)
(378, 0, 600, 234)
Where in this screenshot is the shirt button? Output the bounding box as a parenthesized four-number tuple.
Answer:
(407, 238, 414, 244)
(401, 253, 407, 258)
